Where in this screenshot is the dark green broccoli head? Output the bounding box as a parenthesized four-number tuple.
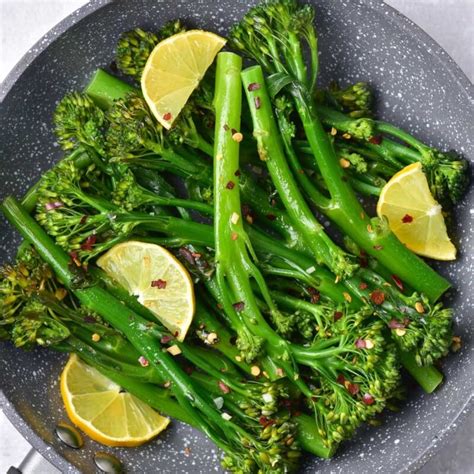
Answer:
(106, 92, 166, 159)
(54, 92, 106, 154)
(421, 149, 470, 206)
(115, 21, 185, 81)
(329, 82, 374, 117)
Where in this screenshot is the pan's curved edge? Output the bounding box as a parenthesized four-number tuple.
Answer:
(0, 389, 78, 473)
(0, 0, 111, 102)
(0, 0, 472, 473)
(357, 2, 474, 472)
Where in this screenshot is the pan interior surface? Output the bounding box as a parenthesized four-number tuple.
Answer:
(0, 1, 472, 473)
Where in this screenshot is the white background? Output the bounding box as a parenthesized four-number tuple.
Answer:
(0, 0, 473, 472)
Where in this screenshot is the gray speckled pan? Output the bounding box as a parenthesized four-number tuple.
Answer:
(0, 0, 472, 473)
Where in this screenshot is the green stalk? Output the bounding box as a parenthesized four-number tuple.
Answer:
(85, 69, 135, 110)
(398, 351, 443, 393)
(213, 53, 310, 396)
(0, 196, 252, 454)
(292, 90, 450, 302)
(242, 66, 356, 280)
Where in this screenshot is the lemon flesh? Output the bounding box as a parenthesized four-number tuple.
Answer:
(97, 241, 195, 341)
(141, 30, 226, 129)
(61, 354, 169, 447)
(377, 162, 456, 260)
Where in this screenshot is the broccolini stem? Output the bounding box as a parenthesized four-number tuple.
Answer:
(213, 53, 310, 396)
(292, 91, 450, 302)
(242, 65, 356, 280)
(0, 196, 254, 455)
(85, 68, 135, 110)
(397, 351, 443, 393)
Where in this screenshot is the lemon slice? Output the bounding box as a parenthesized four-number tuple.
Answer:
(61, 354, 169, 447)
(377, 162, 456, 260)
(141, 30, 226, 129)
(97, 241, 195, 341)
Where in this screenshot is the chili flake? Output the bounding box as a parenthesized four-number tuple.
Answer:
(391, 274, 404, 291)
(45, 201, 64, 211)
(160, 335, 173, 344)
(254, 97, 261, 109)
(355, 339, 366, 349)
(359, 282, 368, 290)
(369, 135, 383, 145)
(138, 356, 149, 367)
(81, 234, 97, 251)
(347, 382, 360, 395)
(388, 319, 406, 329)
(336, 374, 346, 385)
(339, 158, 351, 168)
(232, 132, 243, 142)
(218, 381, 231, 394)
(231, 232, 238, 241)
(247, 82, 261, 91)
(151, 279, 167, 289)
(370, 289, 385, 305)
(163, 112, 172, 121)
(233, 301, 245, 312)
(234, 169, 241, 177)
(362, 393, 375, 405)
(334, 311, 343, 321)
(166, 345, 182, 356)
(308, 287, 320, 304)
(226, 180, 235, 190)
(402, 214, 413, 223)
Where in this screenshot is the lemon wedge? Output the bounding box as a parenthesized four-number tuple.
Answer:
(61, 354, 169, 447)
(141, 30, 226, 129)
(97, 241, 195, 341)
(377, 162, 456, 260)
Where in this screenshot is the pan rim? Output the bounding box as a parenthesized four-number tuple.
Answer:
(0, 1, 472, 473)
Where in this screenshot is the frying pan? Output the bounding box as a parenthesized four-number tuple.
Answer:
(0, 0, 472, 472)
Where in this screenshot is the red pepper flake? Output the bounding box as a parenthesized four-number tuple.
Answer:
(233, 301, 245, 312)
(160, 335, 173, 344)
(308, 287, 320, 304)
(184, 365, 194, 375)
(226, 180, 235, 190)
(254, 97, 261, 109)
(347, 382, 360, 396)
(355, 338, 366, 349)
(45, 201, 64, 211)
(402, 214, 413, 223)
(334, 311, 343, 321)
(362, 393, 375, 405)
(191, 252, 202, 260)
(370, 290, 385, 305)
(359, 251, 368, 268)
(247, 82, 261, 91)
(359, 282, 368, 290)
(218, 381, 231, 394)
(266, 213, 276, 221)
(69, 251, 81, 267)
(336, 374, 346, 385)
(80, 215, 89, 225)
(179, 247, 196, 266)
(391, 274, 404, 291)
(231, 232, 239, 241)
(163, 112, 172, 121)
(81, 234, 97, 251)
(138, 356, 149, 367)
(369, 135, 383, 145)
(373, 245, 383, 251)
(388, 319, 406, 329)
(151, 279, 167, 289)
(234, 169, 241, 177)
(184, 447, 191, 457)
